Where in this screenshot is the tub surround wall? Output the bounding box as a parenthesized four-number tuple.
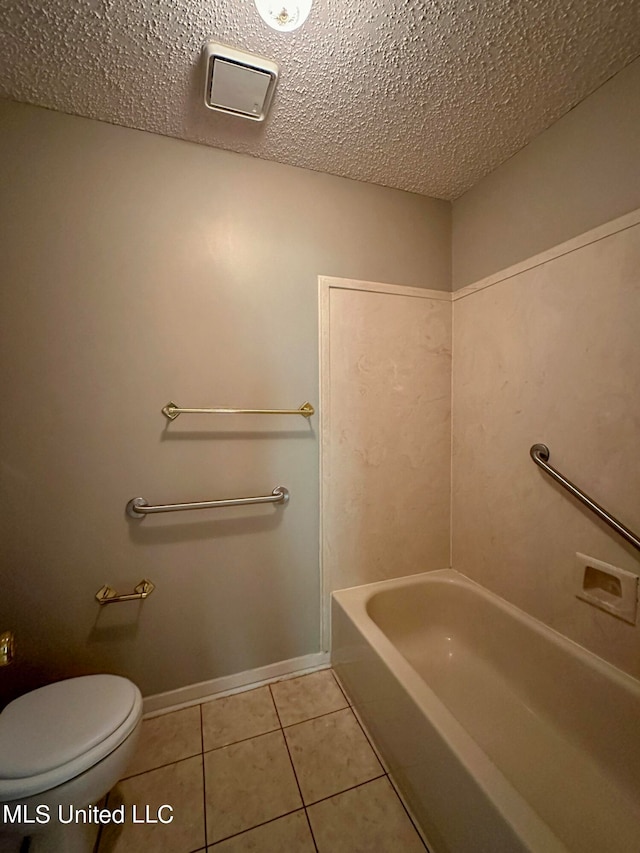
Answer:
(452, 211, 640, 679)
(452, 56, 640, 289)
(320, 277, 451, 643)
(0, 100, 450, 702)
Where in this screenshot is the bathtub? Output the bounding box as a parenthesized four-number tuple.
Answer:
(331, 569, 640, 853)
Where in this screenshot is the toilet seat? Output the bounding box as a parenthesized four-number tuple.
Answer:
(0, 674, 143, 801)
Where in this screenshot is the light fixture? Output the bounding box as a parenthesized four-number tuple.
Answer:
(254, 0, 312, 32)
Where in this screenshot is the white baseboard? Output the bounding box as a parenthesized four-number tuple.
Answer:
(142, 651, 331, 718)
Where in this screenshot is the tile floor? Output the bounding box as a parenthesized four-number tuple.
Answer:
(95, 669, 427, 852)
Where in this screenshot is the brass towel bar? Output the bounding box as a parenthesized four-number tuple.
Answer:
(95, 579, 155, 605)
(162, 401, 314, 420)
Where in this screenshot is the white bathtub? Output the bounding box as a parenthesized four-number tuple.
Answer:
(331, 569, 640, 853)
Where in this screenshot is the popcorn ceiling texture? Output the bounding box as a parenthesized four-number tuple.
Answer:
(0, 0, 638, 200)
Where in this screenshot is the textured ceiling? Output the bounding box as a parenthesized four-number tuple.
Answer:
(0, 0, 638, 200)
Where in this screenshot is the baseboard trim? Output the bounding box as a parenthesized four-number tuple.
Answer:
(142, 652, 331, 718)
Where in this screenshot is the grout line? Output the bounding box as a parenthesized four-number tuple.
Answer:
(305, 773, 387, 808)
(199, 682, 311, 849)
(268, 683, 304, 803)
(201, 707, 353, 760)
(347, 695, 429, 848)
(200, 704, 208, 850)
(328, 668, 350, 705)
(125, 672, 401, 851)
(124, 671, 414, 851)
(267, 683, 319, 850)
(201, 724, 282, 755)
(124, 695, 351, 782)
(386, 775, 431, 852)
(304, 806, 320, 853)
(268, 684, 283, 732)
(208, 807, 305, 847)
(269, 669, 332, 694)
(329, 668, 353, 706)
(348, 698, 430, 851)
(280, 704, 350, 730)
(346, 703, 387, 775)
(118, 750, 203, 781)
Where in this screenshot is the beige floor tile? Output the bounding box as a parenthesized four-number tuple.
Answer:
(99, 755, 205, 853)
(208, 810, 314, 852)
(307, 776, 425, 852)
(270, 670, 348, 726)
(202, 687, 280, 751)
(283, 708, 383, 804)
(204, 730, 302, 844)
(123, 705, 202, 778)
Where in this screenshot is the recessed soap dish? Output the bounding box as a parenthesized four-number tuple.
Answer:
(576, 553, 638, 625)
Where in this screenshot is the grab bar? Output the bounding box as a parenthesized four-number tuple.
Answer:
(530, 444, 640, 553)
(126, 486, 289, 518)
(162, 401, 314, 420)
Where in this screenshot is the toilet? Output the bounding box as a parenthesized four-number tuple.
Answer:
(0, 674, 143, 852)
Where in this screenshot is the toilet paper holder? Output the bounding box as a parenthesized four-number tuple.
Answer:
(0, 630, 15, 666)
(95, 579, 155, 605)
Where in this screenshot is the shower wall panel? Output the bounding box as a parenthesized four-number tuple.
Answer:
(321, 277, 452, 641)
(452, 212, 640, 678)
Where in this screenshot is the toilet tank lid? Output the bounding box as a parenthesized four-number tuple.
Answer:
(0, 674, 139, 779)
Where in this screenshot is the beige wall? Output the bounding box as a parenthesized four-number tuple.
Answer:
(320, 278, 451, 642)
(452, 213, 640, 678)
(452, 57, 640, 289)
(0, 100, 450, 702)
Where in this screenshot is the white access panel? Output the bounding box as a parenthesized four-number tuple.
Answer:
(203, 42, 279, 122)
(211, 59, 272, 118)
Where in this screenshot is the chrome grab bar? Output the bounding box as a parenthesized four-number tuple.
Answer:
(530, 444, 640, 553)
(162, 401, 314, 420)
(126, 486, 289, 518)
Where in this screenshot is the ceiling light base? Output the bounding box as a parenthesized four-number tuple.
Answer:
(254, 0, 312, 32)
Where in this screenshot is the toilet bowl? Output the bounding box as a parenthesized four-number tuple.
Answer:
(0, 674, 143, 852)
